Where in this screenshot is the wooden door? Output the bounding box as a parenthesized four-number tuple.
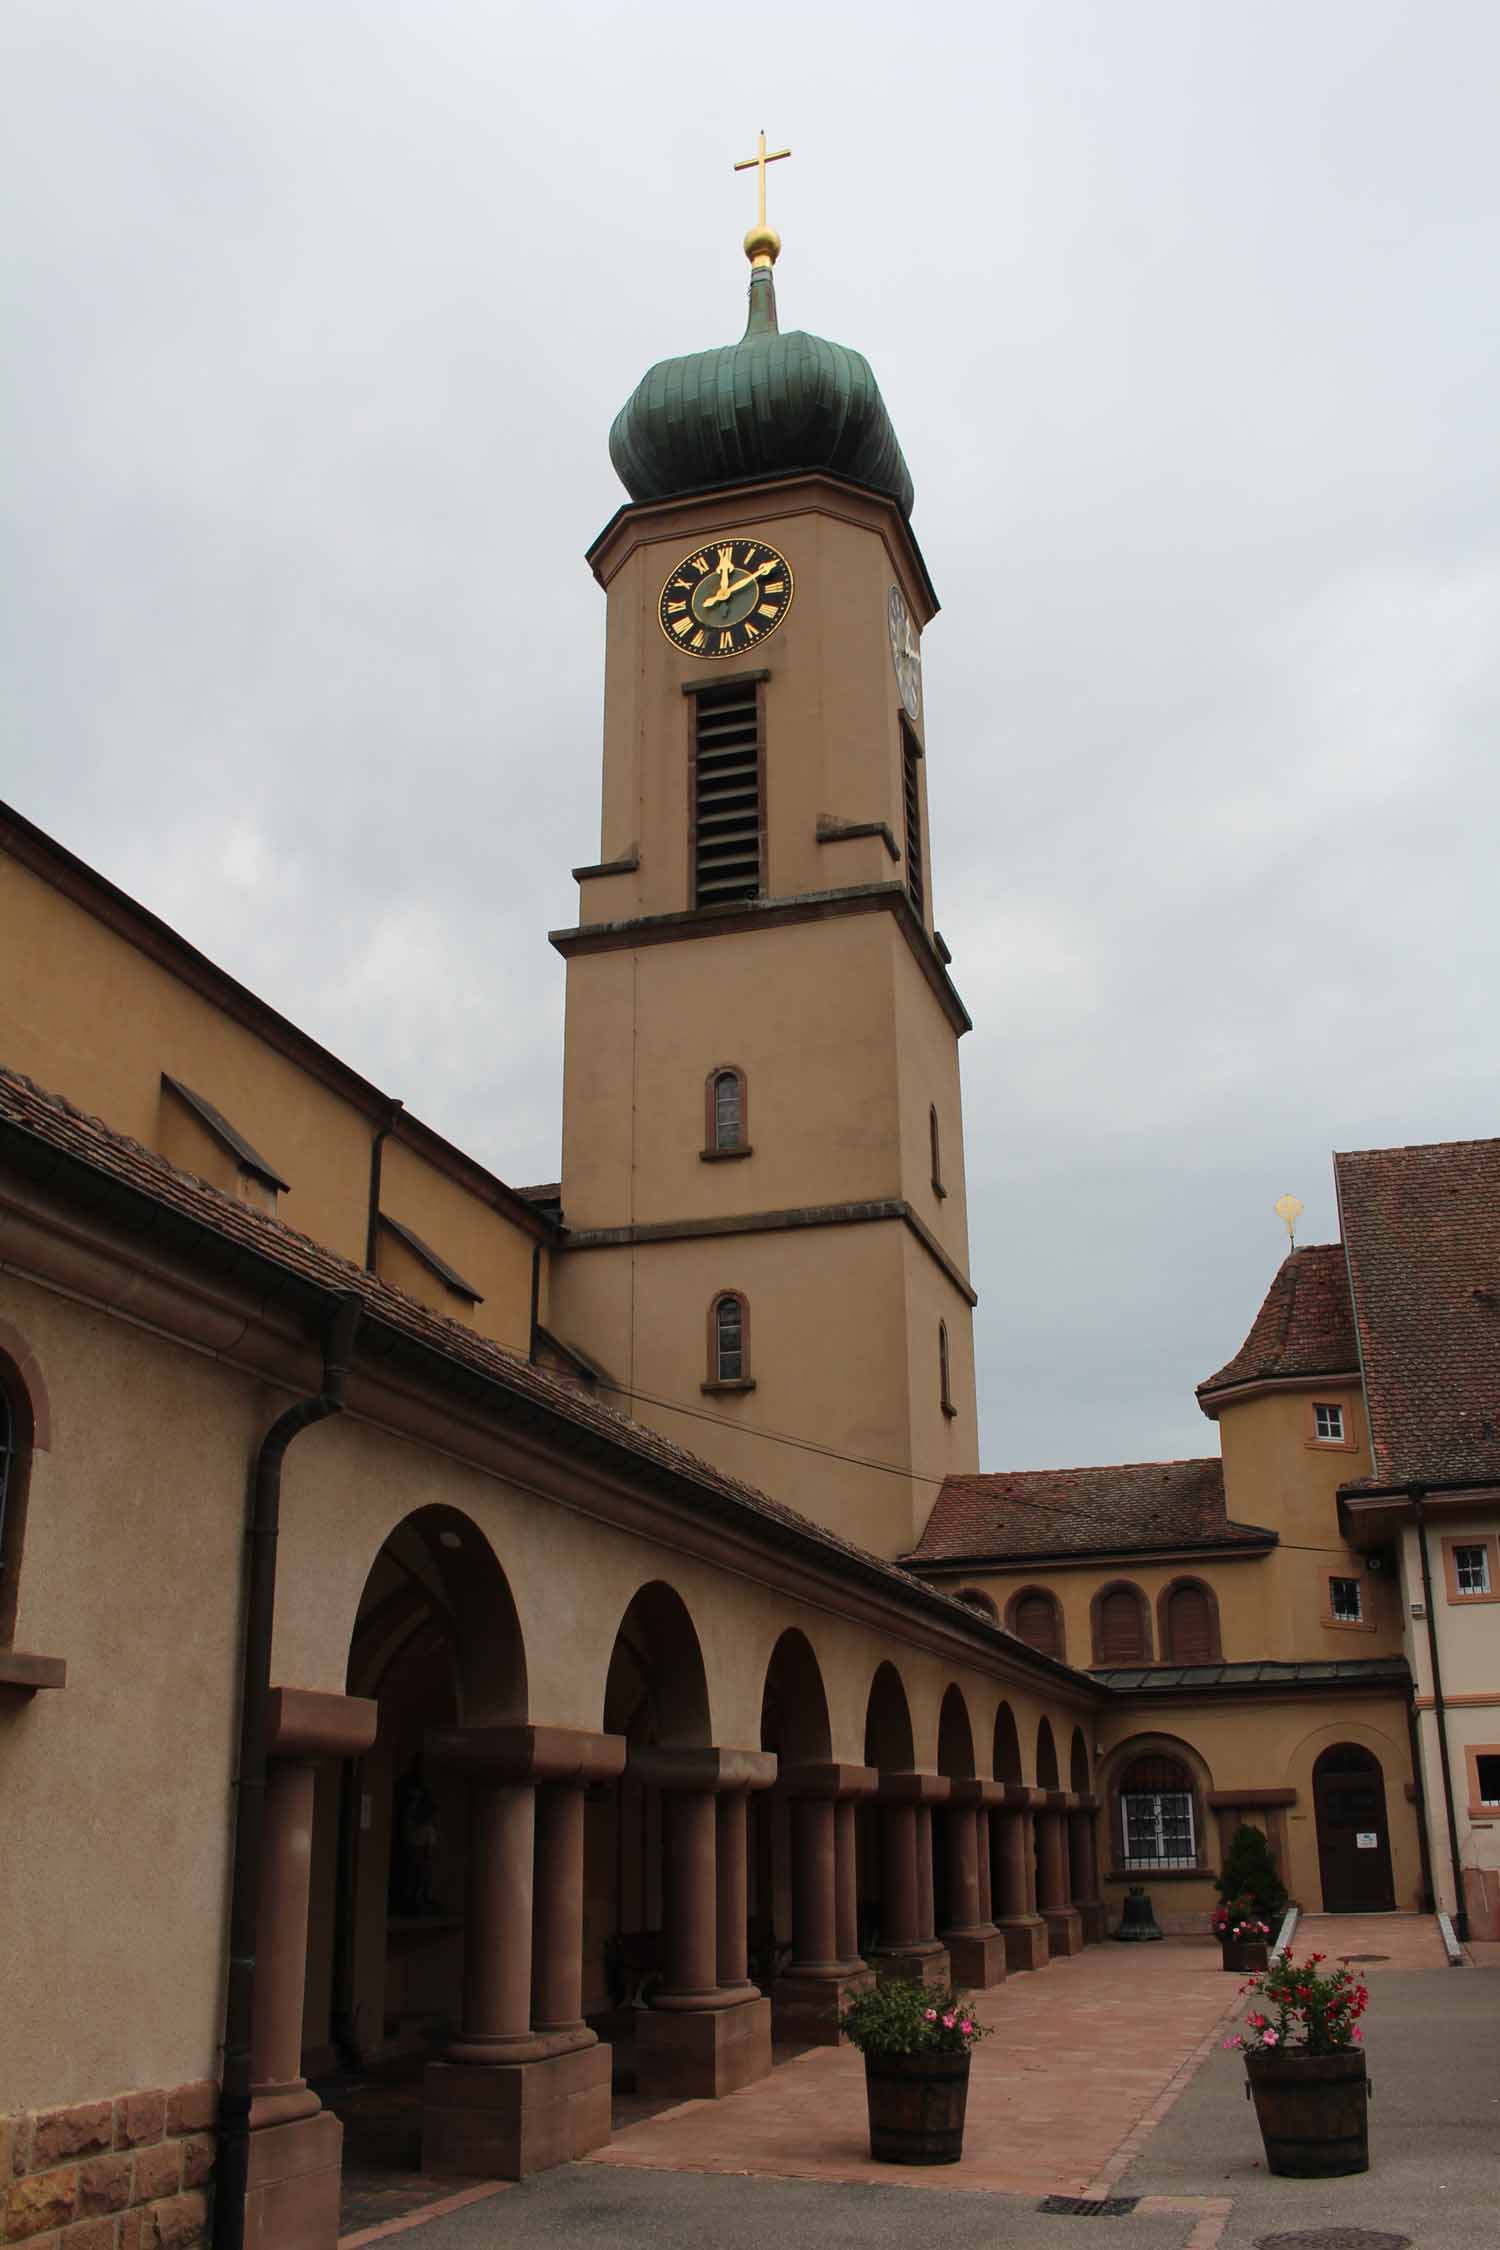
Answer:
(1313, 1744, 1396, 1912)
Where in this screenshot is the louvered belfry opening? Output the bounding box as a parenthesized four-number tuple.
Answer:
(1165, 1582, 1215, 1663)
(1013, 1591, 1059, 1658)
(692, 679, 764, 906)
(900, 716, 924, 919)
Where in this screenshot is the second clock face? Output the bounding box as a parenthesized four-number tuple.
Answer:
(658, 538, 793, 659)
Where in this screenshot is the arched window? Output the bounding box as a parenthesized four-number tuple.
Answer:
(1160, 1578, 1221, 1664)
(706, 1292, 751, 1388)
(929, 1104, 945, 1197)
(1007, 1588, 1063, 1661)
(703, 1066, 749, 1157)
(954, 1587, 998, 1623)
(1119, 1752, 1197, 1869)
(1092, 1582, 1152, 1665)
(0, 1351, 37, 1649)
(938, 1321, 956, 1416)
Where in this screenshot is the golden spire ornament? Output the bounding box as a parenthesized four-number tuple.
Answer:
(734, 128, 791, 267)
(1274, 1193, 1304, 1248)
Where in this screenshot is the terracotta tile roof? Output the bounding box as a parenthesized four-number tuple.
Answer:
(1335, 1136, 1500, 1491)
(0, 1065, 1086, 1679)
(1196, 1244, 1358, 1403)
(906, 1459, 1275, 1564)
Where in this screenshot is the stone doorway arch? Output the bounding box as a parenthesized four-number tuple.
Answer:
(1313, 1743, 1396, 1912)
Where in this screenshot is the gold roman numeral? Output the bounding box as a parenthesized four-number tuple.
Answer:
(763, 580, 784, 593)
(665, 599, 686, 615)
(672, 575, 692, 589)
(690, 553, 709, 574)
(672, 617, 691, 636)
(718, 631, 733, 652)
(691, 628, 706, 648)
(744, 620, 760, 639)
(758, 604, 778, 620)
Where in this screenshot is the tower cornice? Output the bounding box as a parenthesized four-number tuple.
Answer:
(585, 469, 938, 621)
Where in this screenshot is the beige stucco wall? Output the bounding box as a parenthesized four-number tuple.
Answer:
(1399, 1514, 1500, 1916)
(0, 1272, 250, 2111)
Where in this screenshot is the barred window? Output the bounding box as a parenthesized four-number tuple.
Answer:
(1120, 1754, 1197, 1869)
(1455, 1544, 1491, 1596)
(1329, 1575, 1363, 1623)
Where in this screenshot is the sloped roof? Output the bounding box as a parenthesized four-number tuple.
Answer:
(0, 1065, 1086, 1681)
(1335, 1136, 1500, 1491)
(906, 1459, 1275, 1565)
(1196, 1244, 1358, 1404)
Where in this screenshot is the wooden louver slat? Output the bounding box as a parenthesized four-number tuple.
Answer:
(1014, 1593, 1059, 1658)
(1098, 1588, 1147, 1664)
(694, 682, 763, 905)
(1165, 1584, 1214, 1664)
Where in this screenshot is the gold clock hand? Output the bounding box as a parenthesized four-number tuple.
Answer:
(702, 570, 755, 609)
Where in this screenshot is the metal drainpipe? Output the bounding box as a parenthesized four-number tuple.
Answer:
(365, 1099, 404, 1270)
(216, 1290, 364, 2250)
(1404, 1687, 1437, 1914)
(1413, 1486, 1469, 1941)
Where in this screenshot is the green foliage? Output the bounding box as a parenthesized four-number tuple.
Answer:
(839, 1979, 990, 2056)
(1214, 1823, 1288, 1924)
(1223, 1949, 1371, 2055)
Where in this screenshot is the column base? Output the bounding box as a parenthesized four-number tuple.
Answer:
(943, 1930, 1008, 1989)
(243, 2107, 343, 2250)
(869, 1944, 951, 1989)
(423, 2043, 613, 2180)
(1078, 1901, 1108, 1945)
(771, 1965, 874, 2046)
(1043, 1907, 1085, 1958)
(996, 1915, 1049, 1973)
(636, 1992, 772, 2099)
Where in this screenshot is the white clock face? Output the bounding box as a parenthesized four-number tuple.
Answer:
(887, 583, 922, 724)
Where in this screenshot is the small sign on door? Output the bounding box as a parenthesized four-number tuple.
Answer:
(1355, 1831, 1378, 1849)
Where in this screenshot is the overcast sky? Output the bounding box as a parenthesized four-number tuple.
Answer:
(4, 1, 1498, 1480)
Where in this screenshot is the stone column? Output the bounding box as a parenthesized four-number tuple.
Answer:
(941, 1781, 1006, 1988)
(423, 1724, 624, 2181)
(870, 1774, 950, 1988)
(631, 1747, 776, 2100)
(1038, 1791, 1084, 1958)
(993, 1785, 1049, 1972)
(771, 1763, 876, 2045)
(243, 1688, 378, 2250)
(715, 1789, 756, 1998)
(1068, 1796, 1107, 1945)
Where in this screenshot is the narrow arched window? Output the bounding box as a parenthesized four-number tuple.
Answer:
(1093, 1583, 1151, 1665)
(708, 1292, 750, 1387)
(703, 1066, 750, 1158)
(954, 1587, 998, 1623)
(1162, 1580, 1219, 1664)
(0, 1354, 36, 1649)
(929, 1104, 945, 1197)
(938, 1321, 956, 1416)
(0, 1382, 14, 1589)
(1010, 1589, 1062, 1659)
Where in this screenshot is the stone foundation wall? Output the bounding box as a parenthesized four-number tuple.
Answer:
(2, 2080, 214, 2247)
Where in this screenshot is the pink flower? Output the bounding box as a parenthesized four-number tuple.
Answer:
(1262, 2028, 1279, 2047)
(942, 2013, 956, 2029)
(960, 2020, 974, 2036)
(923, 2008, 937, 2021)
(1222, 2035, 1243, 2049)
(1353, 2027, 1363, 2043)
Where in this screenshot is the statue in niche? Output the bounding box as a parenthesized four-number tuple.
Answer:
(389, 1754, 443, 1917)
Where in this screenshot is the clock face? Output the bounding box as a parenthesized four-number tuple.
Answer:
(658, 538, 794, 660)
(887, 583, 922, 723)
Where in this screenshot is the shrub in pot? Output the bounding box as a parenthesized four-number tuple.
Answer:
(1214, 1825, 1287, 1934)
(839, 1979, 989, 2165)
(1223, 1948, 1372, 2176)
(1212, 1896, 1272, 1971)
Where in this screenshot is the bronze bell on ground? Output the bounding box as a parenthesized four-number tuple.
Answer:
(1114, 1884, 1164, 1941)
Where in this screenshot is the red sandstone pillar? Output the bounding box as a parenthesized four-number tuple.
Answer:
(715, 1789, 755, 1997)
(1069, 1801, 1107, 1944)
(770, 1764, 877, 2046)
(941, 1782, 1007, 1988)
(1038, 1795, 1084, 1958)
(870, 1775, 949, 1985)
(658, 1788, 719, 2007)
(532, 1779, 593, 2048)
(251, 1757, 323, 2117)
(975, 1801, 994, 1924)
(993, 1788, 1050, 1973)
(789, 1794, 840, 1972)
(834, 1797, 861, 1967)
(880, 1800, 921, 1948)
(453, 1780, 543, 2059)
(915, 1803, 937, 1942)
(946, 1803, 982, 1933)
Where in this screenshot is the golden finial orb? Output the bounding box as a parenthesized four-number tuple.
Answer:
(744, 223, 781, 266)
(734, 131, 790, 269)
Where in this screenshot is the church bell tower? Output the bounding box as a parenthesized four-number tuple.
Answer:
(549, 143, 979, 1559)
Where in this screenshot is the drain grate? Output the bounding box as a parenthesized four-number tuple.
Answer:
(1339, 1953, 1390, 1963)
(1038, 2197, 1141, 2218)
(1252, 2231, 1412, 2249)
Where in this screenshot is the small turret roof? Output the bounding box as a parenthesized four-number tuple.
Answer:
(1196, 1244, 1358, 1405)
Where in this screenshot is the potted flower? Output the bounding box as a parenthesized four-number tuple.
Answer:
(1212, 1825, 1287, 1962)
(1223, 1949, 1371, 2176)
(1212, 1897, 1272, 1972)
(839, 1980, 989, 2164)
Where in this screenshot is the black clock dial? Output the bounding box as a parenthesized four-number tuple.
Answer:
(658, 537, 794, 660)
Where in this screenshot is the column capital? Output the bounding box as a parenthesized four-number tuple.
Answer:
(876, 1770, 950, 1806)
(950, 1778, 1005, 1809)
(426, 1724, 625, 1785)
(629, 1745, 777, 1795)
(998, 1783, 1046, 1810)
(267, 1686, 377, 1762)
(1043, 1789, 1071, 1812)
(777, 1761, 878, 1802)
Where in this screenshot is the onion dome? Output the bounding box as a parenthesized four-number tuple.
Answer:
(609, 245, 915, 520)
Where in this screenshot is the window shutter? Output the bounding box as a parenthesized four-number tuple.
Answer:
(1166, 1584, 1214, 1663)
(693, 683, 763, 905)
(1098, 1588, 1146, 1663)
(901, 720, 924, 919)
(1013, 1593, 1059, 1658)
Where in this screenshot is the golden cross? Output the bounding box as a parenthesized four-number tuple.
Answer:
(734, 128, 791, 230)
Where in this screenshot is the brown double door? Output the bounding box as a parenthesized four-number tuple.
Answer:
(1313, 1744, 1395, 1912)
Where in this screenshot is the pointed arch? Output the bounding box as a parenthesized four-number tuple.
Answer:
(992, 1700, 1022, 1784)
(937, 1684, 976, 1779)
(1035, 1716, 1060, 1790)
(760, 1627, 832, 1764)
(863, 1660, 916, 1772)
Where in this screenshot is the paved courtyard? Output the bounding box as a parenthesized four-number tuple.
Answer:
(339, 1918, 1496, 2250)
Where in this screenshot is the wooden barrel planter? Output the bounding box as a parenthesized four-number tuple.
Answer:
(864, 2048, 972, 2164)
(1219, 1935, 1270, 1973)
(1245, 2048, 1370, 2176)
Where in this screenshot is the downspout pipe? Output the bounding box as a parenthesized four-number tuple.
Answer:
(1412, 1485, 1468, 1941)
(366, 1098, 404, 1270)
(216, 1290, 365, 2250)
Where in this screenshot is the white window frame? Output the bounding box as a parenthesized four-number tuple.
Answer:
(1121, 1788, 1196, 1870)
(1455, 1544, 1492, 1597)
(1313, 1403, 1345, 1442)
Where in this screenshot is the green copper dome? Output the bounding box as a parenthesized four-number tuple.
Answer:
(609, 263, 915, 519)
